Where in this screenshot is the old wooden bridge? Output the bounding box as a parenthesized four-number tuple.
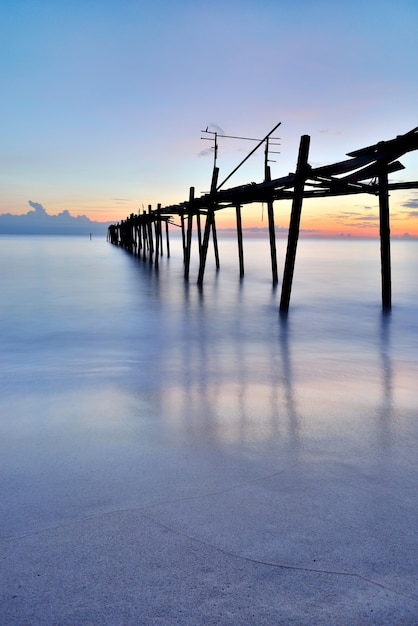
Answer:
(107, 124, 418, 312)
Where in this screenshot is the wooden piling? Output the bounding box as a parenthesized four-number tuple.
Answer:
(236, 204, 244, 277)
(165, 219, 170, 258)
(197, 211, 212, 285)
(265, 165, 278, 285)
(154, 219, 160, 269)
(379, 168, 392, 311)
(184, 187, 195, 279)
(157, 204, 163, 257)
(142, 211, 148, 258)
(147, 205, 154, 259)
(280, 135, 311, 313)
(212, 212, 220, 270)
(180, 214, 186, 263)
(197, 212, 202, 259)
(267, 201, 278, 285)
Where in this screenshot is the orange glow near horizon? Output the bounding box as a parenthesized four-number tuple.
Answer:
(198, 195, 418, 239)
(9, 191, 416, 239)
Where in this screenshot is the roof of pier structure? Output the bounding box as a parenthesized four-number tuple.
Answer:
(154, 126, 418, 217)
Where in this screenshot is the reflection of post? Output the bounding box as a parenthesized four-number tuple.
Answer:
(280, 135, 310, 313)
(279, 316, 301, 455)
(378, 313, 393, 458)
(236, 204, 244, 278)
(379, 168, 391, 311)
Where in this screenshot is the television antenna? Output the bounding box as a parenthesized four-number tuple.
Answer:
(201, 122, 281, 190)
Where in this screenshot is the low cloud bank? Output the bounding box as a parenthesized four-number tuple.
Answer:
(0, 202, 112, 235)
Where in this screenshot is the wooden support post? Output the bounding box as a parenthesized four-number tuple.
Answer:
(265, 164, 278, 285)
(267, 201, 278, 285)
(184, 187, 194, 280)
(379, 168, 392, 311)
(134, 224, 138, 255)
(142, 213, 147, 258)
(165, 219, 170, 258)
(197, 211, 213, 285)
(154, 219, 160, 268)
(236, 204, 244, 278)
(139, 217, 143, 255)
(280, 135, 311, 314)
(147, 205, 154, 260)
(181, 214, 186, 263)
(197, 212, 202, 256)
(212, 212, 220, 270)
(156, 204, 163, 257)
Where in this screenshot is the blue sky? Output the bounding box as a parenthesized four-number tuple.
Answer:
(1, 0, 418, 233)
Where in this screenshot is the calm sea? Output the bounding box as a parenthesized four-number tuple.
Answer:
(1, 233, 417, 530)
(2, 232, 417, 623)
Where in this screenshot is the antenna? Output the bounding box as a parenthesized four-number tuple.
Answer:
(216, 122, 282, 191)
(200, 129, 219, 170)
(201, 123, 281, 191)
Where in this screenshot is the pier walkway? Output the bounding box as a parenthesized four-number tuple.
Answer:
(108, 126, 418, 311)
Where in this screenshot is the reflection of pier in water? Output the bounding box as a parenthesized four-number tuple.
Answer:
(108, 125, 418, 312)
(148, 276, 396, 456)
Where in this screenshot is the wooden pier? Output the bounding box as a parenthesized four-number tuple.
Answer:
(108, 125, 418, 312)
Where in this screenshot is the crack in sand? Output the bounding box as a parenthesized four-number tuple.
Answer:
(140, 509, 418, 603)
(1, 462, 300, 541)
(2, 462, 417, 604)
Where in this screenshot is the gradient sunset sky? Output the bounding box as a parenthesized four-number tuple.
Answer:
(1, 0, 418, 236)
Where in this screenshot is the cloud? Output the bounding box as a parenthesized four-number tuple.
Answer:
(319, 129, 342, 135)
(208, 123, 225, 135)
(326, 209, 380, 230)
(401, 195, 418, 209)
(0, 202, 111, 235)
(198, 148, 214, 158)
(28, 200, 47, 213)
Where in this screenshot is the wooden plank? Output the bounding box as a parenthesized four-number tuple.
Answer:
(340, 160, 404, 183)
(311, 154, 376, 178)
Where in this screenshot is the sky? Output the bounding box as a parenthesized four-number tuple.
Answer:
(1, 0, 418, 237)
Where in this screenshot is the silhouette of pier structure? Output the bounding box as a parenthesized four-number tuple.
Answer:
(107, 125, 418, 312)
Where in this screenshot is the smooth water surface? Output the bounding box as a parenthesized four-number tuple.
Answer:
(1, 234, 417, 624)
